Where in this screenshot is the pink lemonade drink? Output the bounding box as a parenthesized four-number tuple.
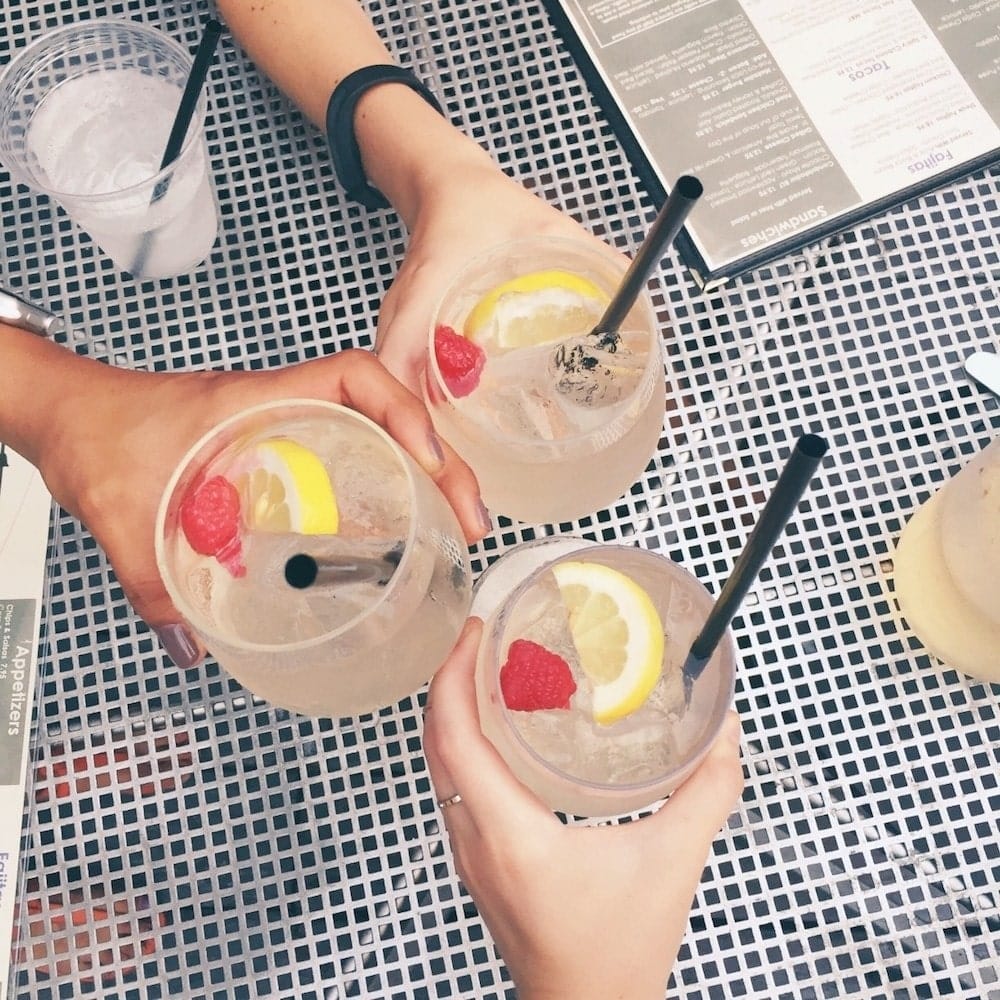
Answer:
(473, 539, 736, 818)
(156, 400, 472, 717)
(424, 237, 667, 524)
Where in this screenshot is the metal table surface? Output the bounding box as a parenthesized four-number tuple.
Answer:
(3, 1, 999, 998)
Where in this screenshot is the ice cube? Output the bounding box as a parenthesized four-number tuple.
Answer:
(511, 709, 582, 774)
(469, 343, 571, 440)
(484, 383, 574, 440)
(332, 438, 411, 536)
(550, 327, 650, 408)
(644, 657, 686, 717)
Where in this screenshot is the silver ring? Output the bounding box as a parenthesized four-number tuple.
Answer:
(436, 792, 463, 810)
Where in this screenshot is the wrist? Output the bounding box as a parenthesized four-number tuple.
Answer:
(0, 324, 79, 471)
(327, 67, 444, 211)
(515, 965, 671, 1000)
(352, 83, 495, 225)
(520, 986, 667, 1000)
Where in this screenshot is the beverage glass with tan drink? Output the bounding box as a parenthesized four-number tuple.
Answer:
(472, 538, 736, 817)
(894, 435, 1000, 683)
(156, 400, 472, 717)
(424, 237, 667, 524)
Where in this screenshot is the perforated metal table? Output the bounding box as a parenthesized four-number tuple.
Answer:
(3, 1, 999, 998)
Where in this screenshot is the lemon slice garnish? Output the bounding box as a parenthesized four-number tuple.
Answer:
(235, 438, 339, 535)
(551, 560, 664, 725)
(464, 268, 609, 351)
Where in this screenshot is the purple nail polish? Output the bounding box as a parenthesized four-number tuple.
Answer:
(477, 500, 492, 533)
(154, 624, 201, 668)
(427, 432, 446, 466)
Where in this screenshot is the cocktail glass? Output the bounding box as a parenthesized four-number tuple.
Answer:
(894, 435, 1000, 682)
(472, 537, 736, 817)
(155, 399, 472, 717)
(0, 18, 218, 280)
(423, 236, 666, 524)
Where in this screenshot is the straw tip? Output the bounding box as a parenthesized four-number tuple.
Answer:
(675, 175, 704, 199)
(797, 434, 829, 459)
(681, 648, 711, 687)
(285, 554, 318, 589)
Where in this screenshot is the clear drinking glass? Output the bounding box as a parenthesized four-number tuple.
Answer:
(423, 237, 667, 524)
(156, 400, 473, 717)
(0, 18, 219, 280)
(894, 435, 1000, 683)
(473, 538, 736, 817)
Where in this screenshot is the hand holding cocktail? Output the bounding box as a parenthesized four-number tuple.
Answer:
(156, 395, 478, 717)
(423, 619, 744, 1000)
(372, 157, 632, 392)
(4, 324, 489, 671)
(419, 179, 702, 524)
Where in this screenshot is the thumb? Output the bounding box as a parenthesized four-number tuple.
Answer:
(649, 711, 744, 849)
(374, 263, 442, 395)
(375, 310, 430, 396)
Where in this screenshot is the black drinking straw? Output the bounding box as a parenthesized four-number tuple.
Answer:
(129, 18, 223, 277)
(591, 174, 703, 338)
(682, 433, 830, 701)
(284, 546, 403, 590)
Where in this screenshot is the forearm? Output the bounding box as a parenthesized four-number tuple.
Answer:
(0, 324, 81, 469)
(216, 0, 387, 127)
(216, 0, 495, 226)
(0, 323, 157, 517)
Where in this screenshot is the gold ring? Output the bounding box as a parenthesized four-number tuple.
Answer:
(436, 792, 463, 809)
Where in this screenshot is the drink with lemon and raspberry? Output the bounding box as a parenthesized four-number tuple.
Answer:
(424, 237, 666, 524)
(155, 400, 472, 717)
(474, 540, 736, 817)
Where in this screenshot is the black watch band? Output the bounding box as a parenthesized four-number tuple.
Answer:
(326, 64, 444, 210)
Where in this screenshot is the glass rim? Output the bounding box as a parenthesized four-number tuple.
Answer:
(154, 398, 423, 654)
(488, 541, 737, 798)
(0, 16, 208, 204)
(425, 235, 666, 451)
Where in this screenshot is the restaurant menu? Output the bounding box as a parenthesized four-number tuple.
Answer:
(0, 445, 51, 996)
(545, 0, 1000, 289)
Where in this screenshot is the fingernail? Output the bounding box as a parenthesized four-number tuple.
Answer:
(427, 431, 446, 468)
(477, 499, 492, 533)
(154, 624, 201, 668)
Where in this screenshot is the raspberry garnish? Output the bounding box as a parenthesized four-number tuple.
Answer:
(500, 639, 577, 712)
(179, 475, 245, 576)
(434, 323, 486, 398)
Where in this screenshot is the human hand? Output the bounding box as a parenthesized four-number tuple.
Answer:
(422, 618, 744, 1000)
(35, 348, 489, 666)
(216, 0, 625, 395)
(375, 154, 627, 393)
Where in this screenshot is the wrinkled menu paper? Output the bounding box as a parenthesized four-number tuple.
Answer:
(546, 0, 1000, 289)
(0, 445, 51, 996)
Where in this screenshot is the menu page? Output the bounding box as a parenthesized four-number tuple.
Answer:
(548, 0, 1000, 288)
(0, 445, 51, 996)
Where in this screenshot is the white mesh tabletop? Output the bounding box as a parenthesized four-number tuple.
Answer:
(3, 1, 998, 998)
